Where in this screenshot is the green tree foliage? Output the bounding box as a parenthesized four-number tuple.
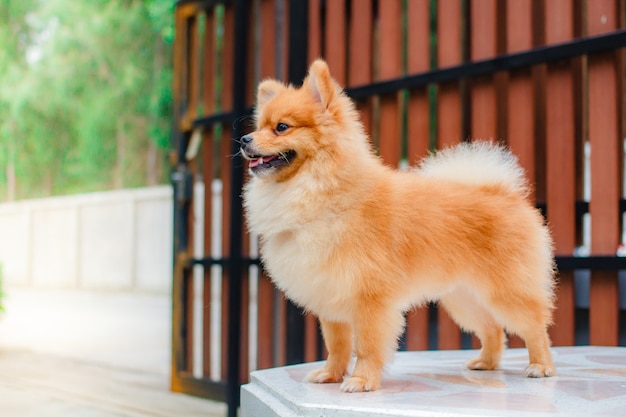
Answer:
(0, 0, 173, 200)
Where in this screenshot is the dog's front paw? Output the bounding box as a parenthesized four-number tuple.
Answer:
(305, 368, 344, 384)
(340, 376, 379, 392)
(524, 363, 555, 377)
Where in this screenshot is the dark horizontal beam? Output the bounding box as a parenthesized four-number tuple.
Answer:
(556, 256, 626, 271)
(191, 107, 254, 130)
(192, 111, 235, 128)
(190, 255, 626, 272)
(172, 372, 227, 402)
(347, 29, 626, 99)
(188, 257, 261, 267)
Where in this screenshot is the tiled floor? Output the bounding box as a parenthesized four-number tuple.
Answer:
(0, 288, 225, 417)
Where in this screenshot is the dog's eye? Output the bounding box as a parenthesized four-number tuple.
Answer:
(275, 122, 290, 133)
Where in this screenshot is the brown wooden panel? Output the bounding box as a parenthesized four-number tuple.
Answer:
(437, 84, 463, 148)
(587, 0, 621, 346)
(325, 0, 346, 85)
(377, 0, 402, 167)
(308, 0, 322, 63)
(437, 0, 462, 68)
(245, 7, 257, 107)
(550, 271, 575, 346)
(468, 82, 496, 139)
(191, 16, 201, 119)
(469, 0, 498, 140)
(505, 0, 535, 190)
(259, 0, 276, 79)
(280, 0, 289, 81)
(181, 16, 199, 131)
(185, 270, 195, 372)
(239, 272, 250, 382)
(437, 308, 461, 350)
(256, 273, 275, 370)
(507, 69, 535, 193)
(172, 8, 185, 129)
(203, 11, 216, 115)
(202, 266, 212, 377)
(589, 272, 619, 345)
(220, 264, 230, 380)
(304, 314, 320, 362)
(470, 0, 498, 60)
(348, 0, 372, 87)
(405, 309, 429, 351)
(544, 0, 576, 346)
(436, 0, 463, 149)
(406, 0, 431, 164)
(275, 293, 287, 367)
(532, 64, 547, 203)
(221, 7, 235, 112)
(544, 0, 574, 45)
(349, 0, 373, 143)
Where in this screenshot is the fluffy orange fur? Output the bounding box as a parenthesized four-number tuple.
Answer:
(241, 59, 556, 392)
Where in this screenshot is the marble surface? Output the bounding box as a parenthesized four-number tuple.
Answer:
(241, 346, 626, 417)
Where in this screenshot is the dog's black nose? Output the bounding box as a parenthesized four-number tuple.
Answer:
(240, 134, 253, 144)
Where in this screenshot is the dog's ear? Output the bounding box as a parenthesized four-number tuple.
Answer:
(257, 79, 286, 109)
(305, 59, 336, 109)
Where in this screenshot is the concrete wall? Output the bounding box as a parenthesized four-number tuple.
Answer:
(0, 186, 173, 294)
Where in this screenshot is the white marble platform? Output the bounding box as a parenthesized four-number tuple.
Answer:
(241, 346, 626, 417)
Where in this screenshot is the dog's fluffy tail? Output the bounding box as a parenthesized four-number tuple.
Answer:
(418, 141, 529, 197)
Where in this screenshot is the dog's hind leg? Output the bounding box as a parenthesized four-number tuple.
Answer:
(439, 290, 506, 371)
(495, 301, 555, 377)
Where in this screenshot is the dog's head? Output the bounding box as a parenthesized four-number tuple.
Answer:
(240, 59, 362, 182)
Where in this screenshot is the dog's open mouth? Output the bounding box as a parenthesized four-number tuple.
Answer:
(247, 150, 296, 174)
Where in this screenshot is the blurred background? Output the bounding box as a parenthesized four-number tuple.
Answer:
(0, 0, 173, 201)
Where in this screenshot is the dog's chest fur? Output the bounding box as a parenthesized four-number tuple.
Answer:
(244, 178, 357, 320)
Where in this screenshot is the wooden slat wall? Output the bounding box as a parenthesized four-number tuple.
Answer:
(250, 0, 624, 363)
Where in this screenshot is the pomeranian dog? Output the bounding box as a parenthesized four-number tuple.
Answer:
(240, 59, 555, 392)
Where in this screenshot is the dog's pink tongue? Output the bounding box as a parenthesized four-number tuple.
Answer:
(249, 155, 278, 168)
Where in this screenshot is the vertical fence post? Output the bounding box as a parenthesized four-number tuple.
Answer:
(226, 0, 249, 415)
(285, 0, 309, 366)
